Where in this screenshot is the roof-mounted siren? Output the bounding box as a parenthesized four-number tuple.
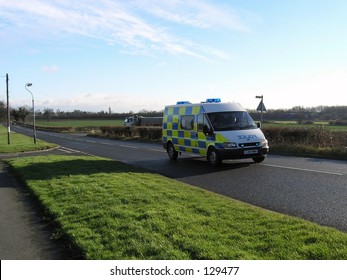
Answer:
(176, 101, 191, 105)
(206, 98, 221, 103)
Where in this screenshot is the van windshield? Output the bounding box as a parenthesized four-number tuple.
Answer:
(207, 111, 257, 131)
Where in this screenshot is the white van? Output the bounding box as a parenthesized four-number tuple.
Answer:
(162, 98, 269, 166)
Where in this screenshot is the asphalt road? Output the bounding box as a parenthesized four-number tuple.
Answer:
(11, 125, 347, 232)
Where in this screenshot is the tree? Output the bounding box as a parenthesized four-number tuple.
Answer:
(11, 108, 20, 122)
(43, 108, 55, 121)
(12, 106, 31, 123)
(0, 100, 5, 122)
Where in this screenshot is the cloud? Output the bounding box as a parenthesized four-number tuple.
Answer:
(133, 0, 248, 31)
(0, 0, 247, 61)
(263, 69, 347, 108)
(41, 64, 59, 73)
(26, 92, 173, 113)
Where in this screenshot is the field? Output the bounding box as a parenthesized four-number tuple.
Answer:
(6, 154, 347, 259)
(264, 121, 347, 131)
(36, 119, 124, 127)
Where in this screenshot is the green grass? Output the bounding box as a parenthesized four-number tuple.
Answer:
(35, 119, 124, 127)
(269, 144, 347, 160)
(264, 121, 347, 131)
(0, 125, 57, 153)
(6, 154, 347, 260)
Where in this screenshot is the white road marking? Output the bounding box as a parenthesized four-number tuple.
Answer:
(85, 140, 97, 143)
(101, 142, 113, 145)
(58, 146, 95, 157)
(260, 163, 344, 176)
(57, 148, 72, 154)
(148, 149, 165, 153)
(119, 145, 139, 149)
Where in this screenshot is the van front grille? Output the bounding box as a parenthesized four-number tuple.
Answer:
(238, 142, 259, 148)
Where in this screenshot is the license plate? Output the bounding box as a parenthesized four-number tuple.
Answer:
(244, 149, 258, 155)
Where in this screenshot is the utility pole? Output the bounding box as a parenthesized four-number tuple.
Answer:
(6, 73, 10, 144)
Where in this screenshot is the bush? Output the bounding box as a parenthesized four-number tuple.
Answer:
(329, 120, 347, 126)
(262, 126, 347, 159)
(95, 125, 347, 159)
(133, 127, 162, 140)
(98, 126, 162, 140)
(99, 126, 132, 137)
(262, 126, 344, 148)
(21, 123, 74, 133)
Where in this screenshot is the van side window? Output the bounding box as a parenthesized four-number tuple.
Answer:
(180, 115, 194, 130)
(197, 114, 211, 131)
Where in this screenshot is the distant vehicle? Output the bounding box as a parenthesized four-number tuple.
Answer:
(124, 115, 163, 127)
(162, 98, 269, 166)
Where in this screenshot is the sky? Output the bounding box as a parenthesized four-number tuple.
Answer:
(1, 0, 347, 113)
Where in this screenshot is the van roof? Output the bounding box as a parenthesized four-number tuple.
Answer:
(202, 102, 245, 113)
(166, 102, 246, 113)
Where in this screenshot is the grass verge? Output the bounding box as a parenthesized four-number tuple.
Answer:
(6, 155, 347, 260)
(0, 125, 57, 153)
(270, 144, 347, 160)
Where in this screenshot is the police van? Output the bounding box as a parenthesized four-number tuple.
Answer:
(162, 98, 269, 166)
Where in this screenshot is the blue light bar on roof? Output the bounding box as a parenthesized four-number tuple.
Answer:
(176, 101, 190, 105)
(206, 98, 221, 103)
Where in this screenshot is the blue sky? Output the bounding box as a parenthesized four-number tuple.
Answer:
(1, 0, 347, 113)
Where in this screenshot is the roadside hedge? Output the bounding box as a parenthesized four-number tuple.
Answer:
(262, 126, 346, 148)
(99, 126, 132, 137)
(26, 122, 345, 159)
(98, 126, 161, 140)
(95, 125, 346, 159)
(133, 127, 162, 139)
(97, 125, 346, 148)
(262, 126, 347, 160)
(19, 123, 74, 133)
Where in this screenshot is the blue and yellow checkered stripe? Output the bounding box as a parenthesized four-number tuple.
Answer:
(162, 105, 217, 155)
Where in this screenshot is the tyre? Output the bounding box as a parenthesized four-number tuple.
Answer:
(207, 147, 221, 167)
(252, 156, 265, 163)
(167, 142, 178, 160)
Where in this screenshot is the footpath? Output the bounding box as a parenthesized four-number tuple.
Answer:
(0, 149, 81, 260)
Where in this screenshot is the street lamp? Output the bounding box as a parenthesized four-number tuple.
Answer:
(256, 95, 264, 128)
(25, 83, 36, 144)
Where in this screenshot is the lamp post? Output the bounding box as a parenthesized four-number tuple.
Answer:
(256, 95, 264, 128)
(25, 83, 36, 144)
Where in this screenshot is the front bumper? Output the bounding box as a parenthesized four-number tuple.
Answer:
(217, 146, 269, 160)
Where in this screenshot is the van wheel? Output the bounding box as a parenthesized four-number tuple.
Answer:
(207, 147, 221, 167)
(252, 156, 265, 163)
(167, 142, 178, 160)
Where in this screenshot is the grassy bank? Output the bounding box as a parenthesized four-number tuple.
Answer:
(6, 155, 347, 260)
(0, 125, 57, 153)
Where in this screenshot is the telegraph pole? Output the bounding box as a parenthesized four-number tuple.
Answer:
(6, 73, 10, 144)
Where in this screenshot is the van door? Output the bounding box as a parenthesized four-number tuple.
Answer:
(197, 114, 214, 155)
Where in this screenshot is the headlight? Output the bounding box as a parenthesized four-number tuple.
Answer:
(223, 142, 237, 148)
(260, 139, 268, 146)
